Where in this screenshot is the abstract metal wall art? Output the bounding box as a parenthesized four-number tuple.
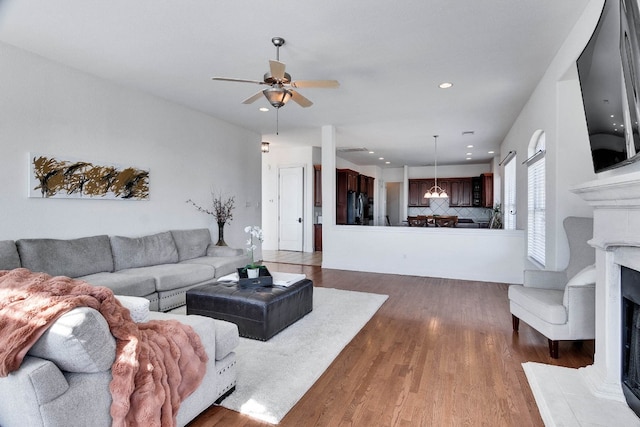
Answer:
(29, 153, 149, 200)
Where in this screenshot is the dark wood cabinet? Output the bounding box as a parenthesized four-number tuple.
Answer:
(408, 175, 490, 208)
(408, 179, 434, 207)
(367, 176, 375, 197)
(481, 173, 493, 208)
(314, 165, 322, 207)
(314, 224, 322, 251)
(448, 178, 472, 207)
(358, 174, 375, 197)
(339, 169, 358, 192)
(409, 178, 475, 207)
(472, 177, 482, 207)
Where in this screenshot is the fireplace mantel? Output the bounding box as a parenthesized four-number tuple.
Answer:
(523, 172, 640, 426)
(571, 171, 640, 209)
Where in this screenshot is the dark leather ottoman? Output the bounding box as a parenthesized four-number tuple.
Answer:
(186, 279, 313, 341)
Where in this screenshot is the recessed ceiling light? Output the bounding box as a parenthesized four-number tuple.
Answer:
(466, 157, 472, 160)
(439, 82, 453, 89)
(466, 152, 472, 156)
(369, 151, 375, 154)
(259, 107, 269, 112)
(488, 151, 495, 154)
(379, 157, 384, 160)
(466, 145, 474, 148)
(385, 161, 391, 164)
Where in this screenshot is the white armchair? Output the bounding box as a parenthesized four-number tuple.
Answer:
(508, 217, 596, 358)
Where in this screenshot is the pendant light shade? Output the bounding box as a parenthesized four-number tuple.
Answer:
(424, 135, 448, 199)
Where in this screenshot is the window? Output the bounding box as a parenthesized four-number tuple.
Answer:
(503, 155, 516, 230)
(527, 131, 546, 266)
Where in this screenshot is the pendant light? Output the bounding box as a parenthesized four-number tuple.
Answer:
(424, 135, 448, 198)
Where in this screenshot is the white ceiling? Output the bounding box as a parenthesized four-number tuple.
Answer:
(0, 0, 591, 167)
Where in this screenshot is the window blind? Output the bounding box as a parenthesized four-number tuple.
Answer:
(527, 155, 545, 266)
(504, 157, 516, 230)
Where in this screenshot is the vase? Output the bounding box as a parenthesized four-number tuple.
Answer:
(216, 221, 227, 246)
(247, 268, 259, 278)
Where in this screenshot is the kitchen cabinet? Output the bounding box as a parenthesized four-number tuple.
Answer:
(448, 178, 472, 207)
(314, 164, 322, 207)
(472, 177, 482, 207)
(314, 224, 322, 251)
(408, 179, 434, 207)
(481, 173, 493, 208)
(367, 175, 375, 197)
(358, 174, 375, 197)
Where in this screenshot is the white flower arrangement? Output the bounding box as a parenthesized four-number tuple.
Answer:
(244, 225, 264, 269)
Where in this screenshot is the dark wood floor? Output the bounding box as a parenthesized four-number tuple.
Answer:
(188, 263, 594, 427)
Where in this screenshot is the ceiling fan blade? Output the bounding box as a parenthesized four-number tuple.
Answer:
(242, 91, 265, 104)
(290, 80, 340, 89)
(290, 90, 313, 108)
(269, 60, 286, 81)
(212, 77, 266, 85)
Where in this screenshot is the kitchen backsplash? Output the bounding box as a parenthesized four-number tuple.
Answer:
(407, 198, 492, 223)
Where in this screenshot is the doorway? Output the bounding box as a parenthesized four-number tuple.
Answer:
(386, 182, 401, 226)
(278, 166, 304, 251)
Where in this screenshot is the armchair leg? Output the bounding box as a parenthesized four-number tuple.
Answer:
(548, 339, 559, 359)
(512, 315, 520, 332)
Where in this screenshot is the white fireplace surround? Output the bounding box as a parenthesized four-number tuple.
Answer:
(524, 171, 640, 426)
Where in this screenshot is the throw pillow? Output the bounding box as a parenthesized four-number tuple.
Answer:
(28, 307, 116, 373)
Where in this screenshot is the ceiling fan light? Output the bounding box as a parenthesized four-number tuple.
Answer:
(263, 87, 292, 108)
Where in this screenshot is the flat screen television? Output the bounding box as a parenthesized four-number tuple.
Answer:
(577, 0, 640, 173)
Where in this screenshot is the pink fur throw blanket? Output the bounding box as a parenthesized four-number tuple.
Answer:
(0, 268, 208, 427)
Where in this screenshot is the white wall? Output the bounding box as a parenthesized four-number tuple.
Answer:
(324, 226, 525, 283)
(407, 164, 491, 179)
(0, 43, 262, 248)
(498, 0, 602, 271)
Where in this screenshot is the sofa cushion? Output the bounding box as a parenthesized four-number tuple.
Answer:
(111, 231, 179, 271)
(508, 285, 567, 325)
(115, 295, 150, 323)
(212, 317, 241, 360)
(148, 311, 239, 361)
(27, 307, 116, 373)
(0, 240, 20, 270)
(16, 235, 114, 278)
(182, 255, 250, 278)
(78, 271, 157, 297)
(563, 264, 596, 307)
(171, 229, 212, 261)
(117, 263, 215, 291)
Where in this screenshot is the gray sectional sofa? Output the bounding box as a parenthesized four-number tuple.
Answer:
(0, 301, 240, 427)
(0, 228, 250, 311)
(0, 228, 250, 426)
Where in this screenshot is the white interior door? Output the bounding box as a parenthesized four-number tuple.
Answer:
(278, 166, 304, 251)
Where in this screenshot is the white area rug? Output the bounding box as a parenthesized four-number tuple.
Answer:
(217, 287, 388, 424)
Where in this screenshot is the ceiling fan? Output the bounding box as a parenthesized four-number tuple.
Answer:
(212, 37, 339, 109)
